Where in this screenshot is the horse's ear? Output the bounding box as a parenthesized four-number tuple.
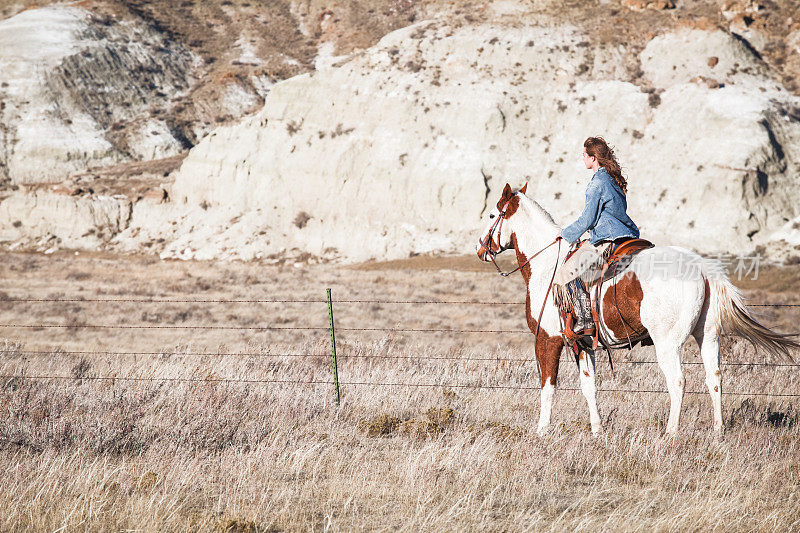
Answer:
(501, 183, 512, 200)
(519, 183, 527, 194)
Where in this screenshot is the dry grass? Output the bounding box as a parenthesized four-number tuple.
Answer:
(0, 251, 799, 531)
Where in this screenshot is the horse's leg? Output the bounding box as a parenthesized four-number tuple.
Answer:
(692, 312, 723, 434)
(640, 276, 700, 435)
(645, 311, 686, 434)
(578, 349, 601, 435)
(536, 334, 562, 435)
(654, 336, 685, 435)
(538, 375, 556, 436)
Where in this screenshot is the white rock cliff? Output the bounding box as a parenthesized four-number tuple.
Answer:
(0, 6, 196, 184)
(115, 21, 800, 263)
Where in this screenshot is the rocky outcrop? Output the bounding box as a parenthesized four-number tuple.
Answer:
(0, 190, 132, 251)
(0, 6, 196, 184)
(0, 154, 180, 253)
(112, 21, 800, 263)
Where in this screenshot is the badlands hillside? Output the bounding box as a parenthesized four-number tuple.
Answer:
(0, 0, 799, 263)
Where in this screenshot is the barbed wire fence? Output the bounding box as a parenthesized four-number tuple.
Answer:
(1, 292, 799, 402)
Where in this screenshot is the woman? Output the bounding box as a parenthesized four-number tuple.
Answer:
(555, 137, 640, 337)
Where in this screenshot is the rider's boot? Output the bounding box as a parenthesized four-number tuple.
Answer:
(571, 280, 595, 337)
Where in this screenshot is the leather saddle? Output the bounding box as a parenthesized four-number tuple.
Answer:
(559, 237, 655, 359)
(598, 238, 655, 281)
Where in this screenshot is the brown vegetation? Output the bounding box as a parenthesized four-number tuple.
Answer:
(0, 251, 798, 529)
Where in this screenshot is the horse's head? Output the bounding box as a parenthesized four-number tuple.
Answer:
(476, 182, 527, 262)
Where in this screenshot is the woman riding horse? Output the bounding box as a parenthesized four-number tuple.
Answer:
(556, 137, 640, 337)
(477, 179, 798, 435)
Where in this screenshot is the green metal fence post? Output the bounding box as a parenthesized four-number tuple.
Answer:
(327, 288, 341, 406)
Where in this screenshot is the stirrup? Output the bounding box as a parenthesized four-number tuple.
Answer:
(563, 324, 594, 342)
(562, 328, 580, 342)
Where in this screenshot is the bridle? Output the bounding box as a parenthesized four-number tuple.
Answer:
(479, 197, 562, 278)
(478, 200, 512, 275)
(479, 195, 563, 342)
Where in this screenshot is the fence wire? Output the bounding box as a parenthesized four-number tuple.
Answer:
(0, 323, 537, 333)
(1, 374, 799, 398)
(6, 349, 800, 367)
(1, 294, 798, 401)
(1, 297, 799, 307)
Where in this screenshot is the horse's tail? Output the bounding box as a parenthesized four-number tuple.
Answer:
(702, 260, 800, 362)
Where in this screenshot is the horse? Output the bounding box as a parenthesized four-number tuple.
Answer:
(476, 183, 799, 436)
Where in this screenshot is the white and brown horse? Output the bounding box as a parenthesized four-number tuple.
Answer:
(477, 183, 799, 435)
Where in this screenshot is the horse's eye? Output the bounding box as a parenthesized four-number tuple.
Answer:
(489, 214, 495, 219)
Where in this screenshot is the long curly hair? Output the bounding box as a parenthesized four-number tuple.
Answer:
(584, 137, 627, 194)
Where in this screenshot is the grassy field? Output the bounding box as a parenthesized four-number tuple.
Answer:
(0, 251, 799, 531)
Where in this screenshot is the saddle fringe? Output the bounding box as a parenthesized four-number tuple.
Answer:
(553, 243, 616, 313)
(552, 283, 573, 314)
(578, 245, 614, 286)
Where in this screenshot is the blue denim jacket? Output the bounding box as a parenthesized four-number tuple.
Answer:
(561, 167, 640, 244)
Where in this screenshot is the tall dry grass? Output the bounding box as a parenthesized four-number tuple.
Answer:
(0, 251, 798, 531)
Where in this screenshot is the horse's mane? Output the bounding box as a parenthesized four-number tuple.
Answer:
(515, 191, 556, 225)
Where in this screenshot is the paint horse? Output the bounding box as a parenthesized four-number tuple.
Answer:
(477, 183, 799, 435)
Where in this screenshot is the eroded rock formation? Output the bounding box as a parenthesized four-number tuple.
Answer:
(115, 21, 800, 263)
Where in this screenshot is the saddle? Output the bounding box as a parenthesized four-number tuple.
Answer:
(557, 238, 655, 361)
